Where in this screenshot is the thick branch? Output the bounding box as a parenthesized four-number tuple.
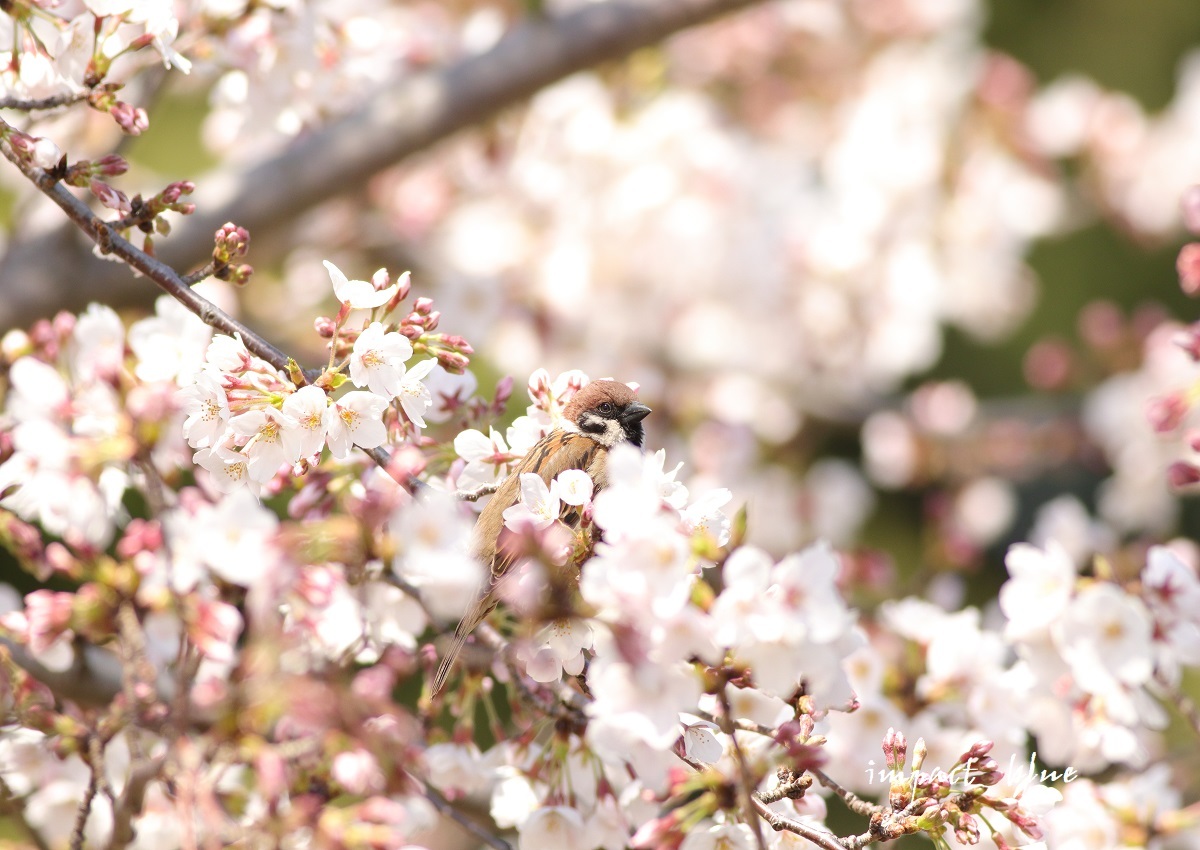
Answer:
(2, 637, 173, 707)
(0, 0, 764, 330)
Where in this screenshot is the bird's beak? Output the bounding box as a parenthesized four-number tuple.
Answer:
(622, 402, 652, 424)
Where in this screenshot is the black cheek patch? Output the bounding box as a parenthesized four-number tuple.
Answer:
(580, 414, 607, 435)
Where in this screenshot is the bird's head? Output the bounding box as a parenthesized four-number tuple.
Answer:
(562, 380, 651, 447)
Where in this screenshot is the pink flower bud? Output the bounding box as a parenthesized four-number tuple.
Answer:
(24, 590, 74, 653)
(110, 101, 149, 135)
(1183, 185, 1200, 234)
(1168, 461, 1200, 489)
(314, 316, 337, 337)
(1146, 393, 1189, 433)
(214, 222, 250, 257)
(117, 519, 163, 559)
(90, 180, 132, 214)
(494, 375, 514, 407)
(44, 542, 77, 575)
(255, 749, 288, 803)
(161, 181, 194, 205)
(1179, 243, 1200, 297)
(412, 296, 434, 315)
(51, 312, 76, 342)
(435, 349, 469, 373)
(352, 665, 396, 703)
(189, 598, 242, 664)
(94, 154, 128, 177)
(1023, 338, 1074, 389)
(424, 310, 440, 331)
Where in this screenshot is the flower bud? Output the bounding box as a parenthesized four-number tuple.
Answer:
(435, 349, 469, 374)
(214, 222, 250, 258)
(494, 375, 514, 407)
(413, 296, 434, 315)
(110, 101, 149, 135)
(1179, 243, 1200, 297)
(911, 737, 928, 772)
(1, 329, 31, 363)
(1183, 185, 1200, 234)
(1168, 460, 1200, 489)
(90, 180, 132, 214)
(424, 310, 440, 331)
(314, 316, 337, 337)
(30, 137, 64, 171)
(229, 264, 253, 287)
(963, 740, 993, 762)
(94, 154, 128, 177)
(395, 269, 412, 301)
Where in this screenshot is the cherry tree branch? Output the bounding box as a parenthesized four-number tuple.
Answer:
(417, 776, 513, 850)
(1, 637, 170, 707)
(0, 125, 293, 368)
(0, 0, 765, 330)
(0, 92, 90, 111)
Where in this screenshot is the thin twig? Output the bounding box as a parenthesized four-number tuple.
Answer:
(811, 767, 879, 817)
(69, 747, 101, 850)
(749, 794, 848, 850)
(180, 262, 214, 286)
(107, 754, 168, 850)
(457, 482, 500, 501)
(676, 751, 847, 850)
(0, 92, 90, 111)
(416, 775, 512, 850)
(715, 679, 768, 850)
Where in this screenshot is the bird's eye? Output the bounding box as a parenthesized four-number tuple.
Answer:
(598, 402, 614, 415)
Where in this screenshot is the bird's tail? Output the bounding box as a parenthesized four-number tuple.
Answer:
(431, 596, 493, 695)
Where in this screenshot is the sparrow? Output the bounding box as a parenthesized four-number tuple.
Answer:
(432, 380, 651, 694)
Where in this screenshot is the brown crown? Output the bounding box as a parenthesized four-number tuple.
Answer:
(562, 380, 640, 421)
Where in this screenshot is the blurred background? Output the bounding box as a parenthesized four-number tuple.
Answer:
(2, 0, 1200, 610)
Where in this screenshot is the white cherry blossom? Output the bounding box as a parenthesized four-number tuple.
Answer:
(324, 391, 388, 459)
(1000, 541, 1077, 641)
(280, 385, 329, 459)
(517, 806, 588, 850)
(325, 260, 399, 309)
(192, 444, 253, 494)
(228, 406, 298, 483)
(180, 371, 230, 449)
(350, 321, 413, 399)
(555, 469, 593, 506)
(502, 472, 561, 532)
(395, 358, 437, 427)
(1054, 583, 1154, 693)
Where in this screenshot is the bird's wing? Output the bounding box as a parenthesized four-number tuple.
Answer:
(433, 432, 604, 695)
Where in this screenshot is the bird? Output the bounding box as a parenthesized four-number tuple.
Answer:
(432, 379, 651, 694)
